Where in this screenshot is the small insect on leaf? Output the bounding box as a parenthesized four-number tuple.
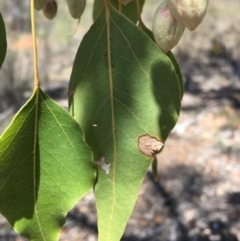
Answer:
(138, 134, 164, 157)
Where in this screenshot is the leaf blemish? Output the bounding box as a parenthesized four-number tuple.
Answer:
(95, 156, 111, 175)
(138, 134, 164, 157)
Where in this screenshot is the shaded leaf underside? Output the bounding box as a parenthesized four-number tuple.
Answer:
(69, 6, 181, 241)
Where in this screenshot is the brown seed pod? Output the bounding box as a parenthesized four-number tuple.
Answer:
(67, 0, 86, 19)
(167, 0, 209, 31)
(152, 0, 185, 54)
(42, 0, 58, 20)
(33, 0, 47, 10)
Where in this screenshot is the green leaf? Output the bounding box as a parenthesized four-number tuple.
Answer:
(138, 21, 155, 41)
(138, 23, 184, 99)
(69, 6, 181, 241)
(0, 88, 95, 241)
(0, 12, 7, 68)
(166, 51, 184, 99)
(93, 0, 145, 23)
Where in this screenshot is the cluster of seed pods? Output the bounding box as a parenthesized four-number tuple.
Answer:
(33, 0, 86, 20)
(152, 0, 209, 53)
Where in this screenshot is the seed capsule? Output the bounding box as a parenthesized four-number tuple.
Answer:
(42, 0, 57, 20)
(152, 0, 185, 54)
(67, 0, 86, 19)
(167, 0, 209, 31)
(33, 0, 47, 10)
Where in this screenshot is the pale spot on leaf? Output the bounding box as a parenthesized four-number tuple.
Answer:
(95, 156, 111, 175)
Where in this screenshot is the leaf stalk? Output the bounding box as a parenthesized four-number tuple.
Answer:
(136, 0, 143, 25)
(30, 0, 40, 88)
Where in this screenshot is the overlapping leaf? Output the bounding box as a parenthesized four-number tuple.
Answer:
(0, 88, 95, 241)
(93, 0, 145, 23)
(69, 6, 181, 241)
(167, 51, 184, 99)
(138, 22, 184, 98)
(0, 12, 7, 68)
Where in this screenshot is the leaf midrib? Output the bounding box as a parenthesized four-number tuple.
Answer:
(33, 88, 47, 241)
(106, 6, 117, 240)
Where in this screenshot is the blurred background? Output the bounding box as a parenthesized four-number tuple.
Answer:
(0, 0, 240, 240)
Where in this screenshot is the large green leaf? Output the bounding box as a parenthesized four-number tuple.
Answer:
(0, 12, 7, 68)
(93, 0, 145, 23)
(0, 87, 95, 241)
(69, 6, 181, 241)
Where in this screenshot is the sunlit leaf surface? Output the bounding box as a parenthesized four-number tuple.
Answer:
(0, 88, 95, 241)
